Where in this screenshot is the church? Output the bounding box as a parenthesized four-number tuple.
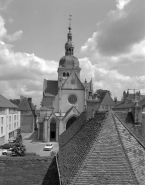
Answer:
(37, 22, 93, 142)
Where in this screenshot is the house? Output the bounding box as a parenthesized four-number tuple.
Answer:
(37, 24, 93, 142)
(0, 94, 20, 145)
(18, 96, 36, 133)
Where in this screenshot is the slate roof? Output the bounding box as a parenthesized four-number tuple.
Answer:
(0, 156, 59, 185)
(58, 111, 145, 185)
(113, 114, 145, 185)
(59, 111, 86, 149)
(17, 97, 35, 112)
(0, 94, 17, 108)
(44, 80, 58, 96)
(115, 112, 145, 147)
(113, 101, 135, 109)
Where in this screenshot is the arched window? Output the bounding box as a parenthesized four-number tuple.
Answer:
(67, 72, 69, 77)
(66, 116, 77, 130)
(63, 72, 66, 77)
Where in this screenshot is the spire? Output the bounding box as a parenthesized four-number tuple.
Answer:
(65, 15, 74, 56)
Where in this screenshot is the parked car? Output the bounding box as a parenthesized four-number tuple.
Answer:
(8, 137, 16, 143)
(43, 143, 53, 151)
(2, 148, 13, 155)
(1, 143, 15, 150)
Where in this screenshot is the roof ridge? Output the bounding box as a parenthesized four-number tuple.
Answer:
(113, 112, 145, 149)
(71, 113, 109, 185)
(112, 113, 139, 185)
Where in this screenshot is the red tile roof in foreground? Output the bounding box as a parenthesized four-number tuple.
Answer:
(0, 156, 59, 185)
(0, 94, 17, 108)
(58, 111, 145, 185)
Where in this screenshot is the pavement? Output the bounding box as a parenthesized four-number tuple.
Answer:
(22, 132, 59, 156)
(0, 132, 59, 157)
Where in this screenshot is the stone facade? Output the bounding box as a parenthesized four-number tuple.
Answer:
(37, 26, 93, 142)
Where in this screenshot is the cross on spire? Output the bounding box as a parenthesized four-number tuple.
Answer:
(69, 15, 72, 30)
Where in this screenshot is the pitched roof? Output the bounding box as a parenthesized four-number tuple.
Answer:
(59, 111, 86, 149)
(0, 156, 59, 185)
(101, 92, 115, 106)
(0, 94, 17, 108)
(113, 114, 145, 185)
(113, 101, 135, 109)
(44, 80, 58, 96)
(18, 97, 35, 111)
(58, 111, 144, 184)
(115, 112, 145, 147)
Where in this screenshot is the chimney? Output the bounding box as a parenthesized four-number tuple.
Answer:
(28, 97, 32, 105)
(86, 100, 99, 120)
(20, 95, 24, 103)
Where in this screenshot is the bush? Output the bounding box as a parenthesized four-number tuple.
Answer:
(12, 129, 26, 156)
(50, 151, 56, 156)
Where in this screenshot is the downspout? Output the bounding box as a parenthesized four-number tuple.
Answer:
(56, 152, 62, 185)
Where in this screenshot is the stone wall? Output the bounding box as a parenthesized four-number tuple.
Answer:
(21, 115, 34, 133)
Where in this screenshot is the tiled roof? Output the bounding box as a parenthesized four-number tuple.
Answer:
(59, 111, 86, 149)
(0, 156, 59, 185)
(18, 97, 33, 111)
(58, 111, 144, 185)
(139, 98, 145, 107)
(44, 80, 58, 96)
(114, 115, 145, 185)
(58, 112, 109, 184)
(0, 94, 17, 108)
(113, 101, 135, 109)
(115, 111, 145, 147)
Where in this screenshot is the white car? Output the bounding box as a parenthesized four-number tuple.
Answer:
(2, 149, 12, 155)
(43, 143, 53, 151)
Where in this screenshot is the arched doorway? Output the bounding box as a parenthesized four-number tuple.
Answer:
(66, 116, 77, 130)
(50, 119, 56, 141)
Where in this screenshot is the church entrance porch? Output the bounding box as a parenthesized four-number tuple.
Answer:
(66, 116, 77, 130)
(50, 119, 56, 141)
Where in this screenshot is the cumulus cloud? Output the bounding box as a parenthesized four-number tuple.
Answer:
(79, 57, 145, 99)
(0, 41, 58, 107)
(81, 0, 145, 56)
(0, 15, 23, 42)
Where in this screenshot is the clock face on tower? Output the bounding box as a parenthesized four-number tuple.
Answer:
(68, 94, 77, 104)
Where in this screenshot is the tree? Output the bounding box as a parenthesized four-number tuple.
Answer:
(114, 97, 117, 104)
(95, 89, 111, 100)
(11, 128, 26, 156)
(9, 99, 20, 106)
(40, 98, 43, 107)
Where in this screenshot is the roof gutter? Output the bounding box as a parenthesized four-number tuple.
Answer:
(56, 152, 62, 185)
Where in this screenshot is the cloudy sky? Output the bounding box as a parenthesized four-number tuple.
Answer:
(0, 0, 145, 108)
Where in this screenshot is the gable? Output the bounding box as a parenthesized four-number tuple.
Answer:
(101, 92, 115, 106)
(62, 71, 84, 90)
